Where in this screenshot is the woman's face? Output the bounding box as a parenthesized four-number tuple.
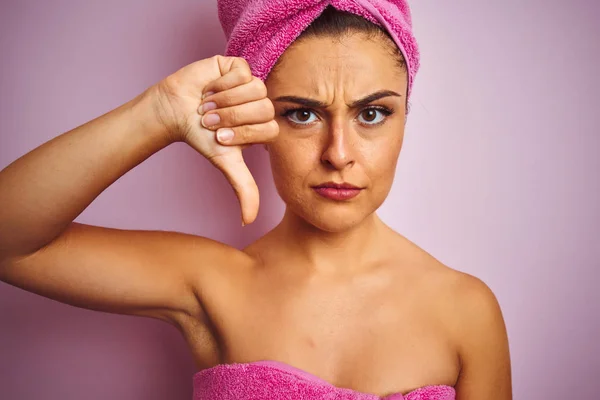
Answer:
(265, 33, 408, 232)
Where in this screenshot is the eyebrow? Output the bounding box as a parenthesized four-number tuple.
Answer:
(273, 90, 402, 109)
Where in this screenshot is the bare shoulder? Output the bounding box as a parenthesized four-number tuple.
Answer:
(408, 244, 505, 339)
(394, 237, 512, 397)
(452, 272, 503, 325)
(430, 261, 502, 325)
(446, 271, 511, 398)
(391, 234, 502, 324)
(421, 257, 505, 344)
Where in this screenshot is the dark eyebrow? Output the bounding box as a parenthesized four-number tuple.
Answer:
(273, 90, 402, 109)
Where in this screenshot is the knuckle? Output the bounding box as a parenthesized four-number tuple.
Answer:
(266, 120, 279, 139)
(242, 70, 253, 83)
(237, 126, 251, 143)
(261, 99, 275, 119)
(219, 91, 234, 106)
(238, 61, 253, 81)
(237, 56, 249, 67)
(226, 107, 240, 125)
(252, 77, 268, 97)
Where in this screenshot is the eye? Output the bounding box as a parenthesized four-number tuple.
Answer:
(282, 108, 318, 125)
(357, 107, 393, 125)
(281, 106, 394, 127)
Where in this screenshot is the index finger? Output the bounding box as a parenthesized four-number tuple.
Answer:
(202, 57, 253, 97)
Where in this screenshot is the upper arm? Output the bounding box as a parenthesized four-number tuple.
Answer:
(454, 275, 512, 400)
(0, 222, 240, 325)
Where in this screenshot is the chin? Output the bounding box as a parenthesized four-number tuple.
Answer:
(293, 199, 377, 233)
(277, 184, 389, 233)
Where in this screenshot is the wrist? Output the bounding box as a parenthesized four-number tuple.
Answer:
(131, 85, 181, 146)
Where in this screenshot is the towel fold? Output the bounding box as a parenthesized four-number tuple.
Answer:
(217, 0, 420, 99)
(193, 361, 456, 399)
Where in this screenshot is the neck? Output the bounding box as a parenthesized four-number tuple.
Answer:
(270, 208, 389, 274)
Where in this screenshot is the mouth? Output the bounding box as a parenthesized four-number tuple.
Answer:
(311, 182, 363, 201)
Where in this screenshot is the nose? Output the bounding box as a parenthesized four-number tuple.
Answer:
(320, 121, 355, 170)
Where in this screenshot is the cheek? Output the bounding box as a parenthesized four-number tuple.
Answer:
(268, 138, 317, 196)
(363, 134, 404, 187)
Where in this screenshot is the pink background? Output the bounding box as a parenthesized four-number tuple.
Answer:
(1, 1, 598, 399)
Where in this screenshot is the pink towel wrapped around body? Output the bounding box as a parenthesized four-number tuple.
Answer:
(193, 360, 455, 399)
(218, 0, 421, 99)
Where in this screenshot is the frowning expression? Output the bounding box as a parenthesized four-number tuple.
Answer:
(265, 33, 408, 232)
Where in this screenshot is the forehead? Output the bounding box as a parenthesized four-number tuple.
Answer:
(266, 33, 406, 97)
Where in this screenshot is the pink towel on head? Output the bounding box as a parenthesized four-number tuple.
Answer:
(217, 0, 420, 100)
(193, 360, 456, 399)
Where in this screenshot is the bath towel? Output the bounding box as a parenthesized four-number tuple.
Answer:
(193, 360, 455, 399)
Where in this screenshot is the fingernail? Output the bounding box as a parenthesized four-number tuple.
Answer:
(217, 128, 234, 143)
(201, 101, 217, 114)
(202, 113, 220, 128)
(202, 91, 214, 100)
(242, 221, 246, 227)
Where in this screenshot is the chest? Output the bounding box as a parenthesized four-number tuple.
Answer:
(192, 266, 459, 393)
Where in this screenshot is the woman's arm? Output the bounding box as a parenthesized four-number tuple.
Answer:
(0, 90, 213, 325)
(454, 276, 512, 399)
(0, 56, 277, 325)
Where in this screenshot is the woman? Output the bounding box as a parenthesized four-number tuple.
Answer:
(0, 4, 511, 400)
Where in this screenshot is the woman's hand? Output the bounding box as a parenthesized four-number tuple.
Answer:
(152, 55, 279, 225)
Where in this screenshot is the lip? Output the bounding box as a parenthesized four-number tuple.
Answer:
(312, 181, 363, 201)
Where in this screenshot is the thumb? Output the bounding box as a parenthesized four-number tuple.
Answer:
(209, 148, 259, 225)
